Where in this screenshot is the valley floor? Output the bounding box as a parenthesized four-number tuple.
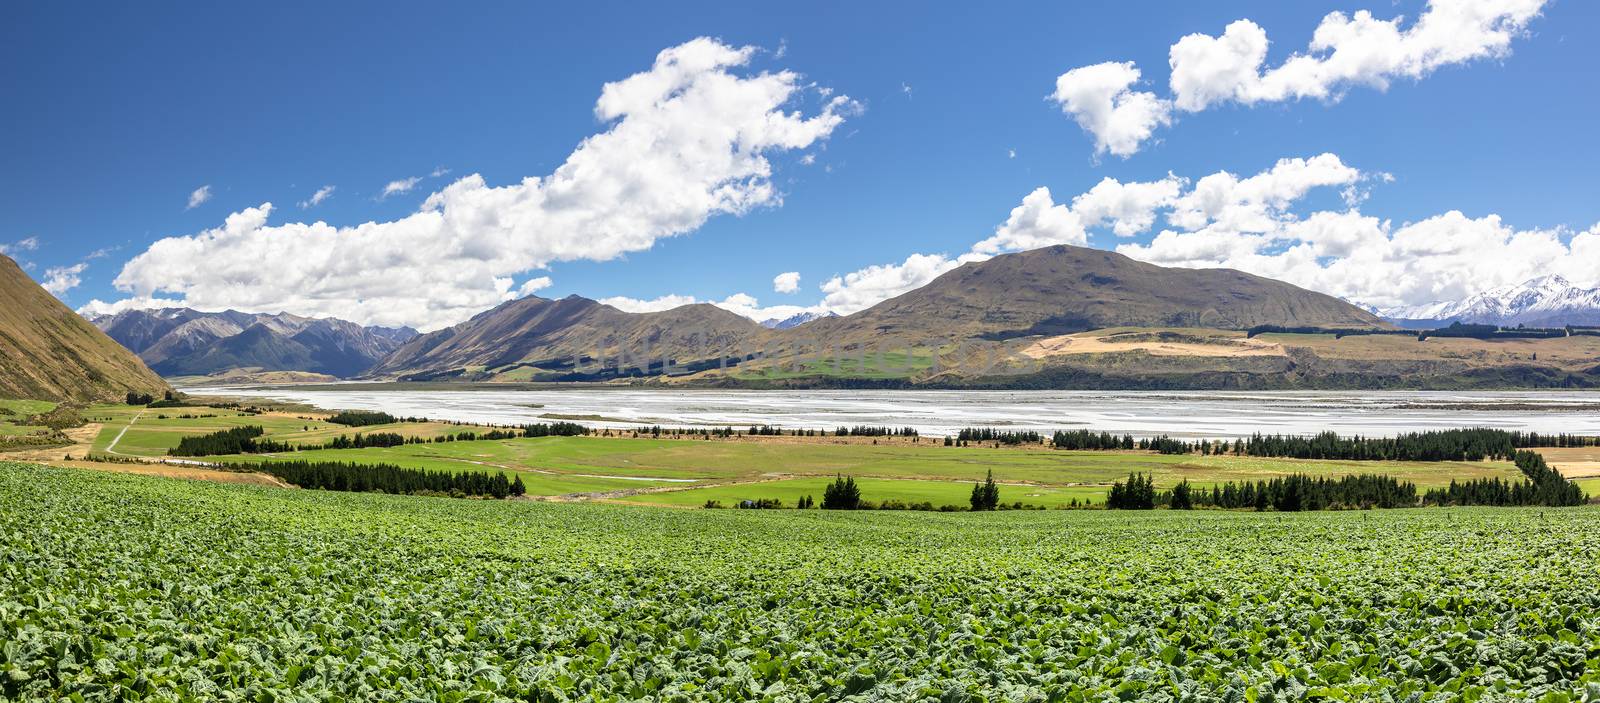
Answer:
(58, 401, 1534, 508)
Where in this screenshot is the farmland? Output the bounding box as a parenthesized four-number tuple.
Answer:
(3, 461, 1599, 700)
(51, 400, 1548, 508)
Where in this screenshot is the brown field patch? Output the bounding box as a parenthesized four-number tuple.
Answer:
(1021, 329, 1285, 360)
(51, 460, 289, 487)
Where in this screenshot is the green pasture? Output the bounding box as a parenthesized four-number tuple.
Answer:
(625, 476, 1107, 509)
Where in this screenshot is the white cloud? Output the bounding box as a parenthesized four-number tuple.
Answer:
(1057, 0, 1548, 155)
(600, 294, 703, 313)
(77, 296, 188, 318)
(816, 150, 1597, 318)
(1166, 154, 1361, 232)
(40, 263, 87, 296)
(0, 236, 40, 256)
(298, 185, 335, 209)
(516, 276, 553, 298)
(972, 175, 1185, 255)
(430, 167, 452, 178)
(1050, 61, 1171, 158)
(186, 185, 212, 210)
(101, 38, 853, 331)
(973, 187, 1085, 254)
(600, 291, 817, 323)
(819, 252, 978, 315)
(1102, 156, 1596, 310)
(380, 177, 422, 198)
(1173, 1, 1546, 110)
(772, 271, 801, 293)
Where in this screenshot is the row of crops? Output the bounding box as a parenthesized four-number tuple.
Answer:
(3, 461, 1599, 701)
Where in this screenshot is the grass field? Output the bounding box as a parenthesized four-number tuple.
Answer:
(624, 476, 1108, 508)
(0, 398, 56, 437)
(3, 461, 1597, 700)
(84, 402, 503, 457)
(1577, 477, 1600, 497)
(734, 349, 938, 380)
(63, 402, 1554, 507)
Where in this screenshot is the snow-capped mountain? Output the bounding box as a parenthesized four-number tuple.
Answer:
(85, 307, 419, 378)
(760, 311, 837, 330)
(1378, 276, 1600, 327)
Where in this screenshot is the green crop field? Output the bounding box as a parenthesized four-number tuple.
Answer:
(2, 461, 1598, 701)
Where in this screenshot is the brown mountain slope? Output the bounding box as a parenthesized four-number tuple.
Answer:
(799, 245, 1385, 346)
(0, 254, 168, 402)
(368, 295, 771, 380)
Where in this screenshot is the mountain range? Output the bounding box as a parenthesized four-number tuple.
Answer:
(0, 254, 168, 402)
(1376, 276, 1600, 328)
(89, 308, 418, 379)
(760, 311, 837, 329)
(14, 243, 1595, 396)
(370, 244, 1388, 383)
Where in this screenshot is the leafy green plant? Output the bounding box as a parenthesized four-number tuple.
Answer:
(2, 461, 1599, 701)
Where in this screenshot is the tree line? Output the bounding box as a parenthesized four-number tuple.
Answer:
(951, 428, 1042, 446)
(241, 460, 526, 499)
(169, 422, 591, 457)
(1422, 450, 1586, 506)
(1132, 428, 1581, 462)
(1108, 472, 1425, 511)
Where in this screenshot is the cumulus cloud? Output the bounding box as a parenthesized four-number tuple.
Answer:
(973, 175, 1185, 255)
(1105, 157, 1596, 310)
(40, 263, 87, 296)
(1050, 62, 1171, 158)
(1056, 0, 1548, 155)
(298, 185, 335, 209)
(817, 150, 1596, 317)
(601, 291, 817, 323)
(77, 296, 189, 318)
(380, 177, 421, 199)
(95, 38, 853, 331)
(772, 271, 801, 293)
(819, 252, 980, 315)
(186, 185, 212, 210)
(516, 276, 553, 298)
(973, 187, 1086, 254)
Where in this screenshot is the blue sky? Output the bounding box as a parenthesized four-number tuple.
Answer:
(3, 1, 1596, 330)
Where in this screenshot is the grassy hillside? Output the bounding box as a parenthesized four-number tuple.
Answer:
(3, 462, 1597, 699)
(0, 254, 168, 403)
(798, 245, 1385, 347)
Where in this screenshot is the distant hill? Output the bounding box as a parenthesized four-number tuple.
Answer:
(89, 308, 418, 379)
(368, 295, 770, 381)
(0, 254, 168, 402)
(1378, 276, 1600, 328)
(369, 246, 1389, 382)
(800, 245, 1386, 346)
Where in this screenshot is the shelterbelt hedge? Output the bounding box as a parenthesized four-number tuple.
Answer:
(2, 461, 1599, 701)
